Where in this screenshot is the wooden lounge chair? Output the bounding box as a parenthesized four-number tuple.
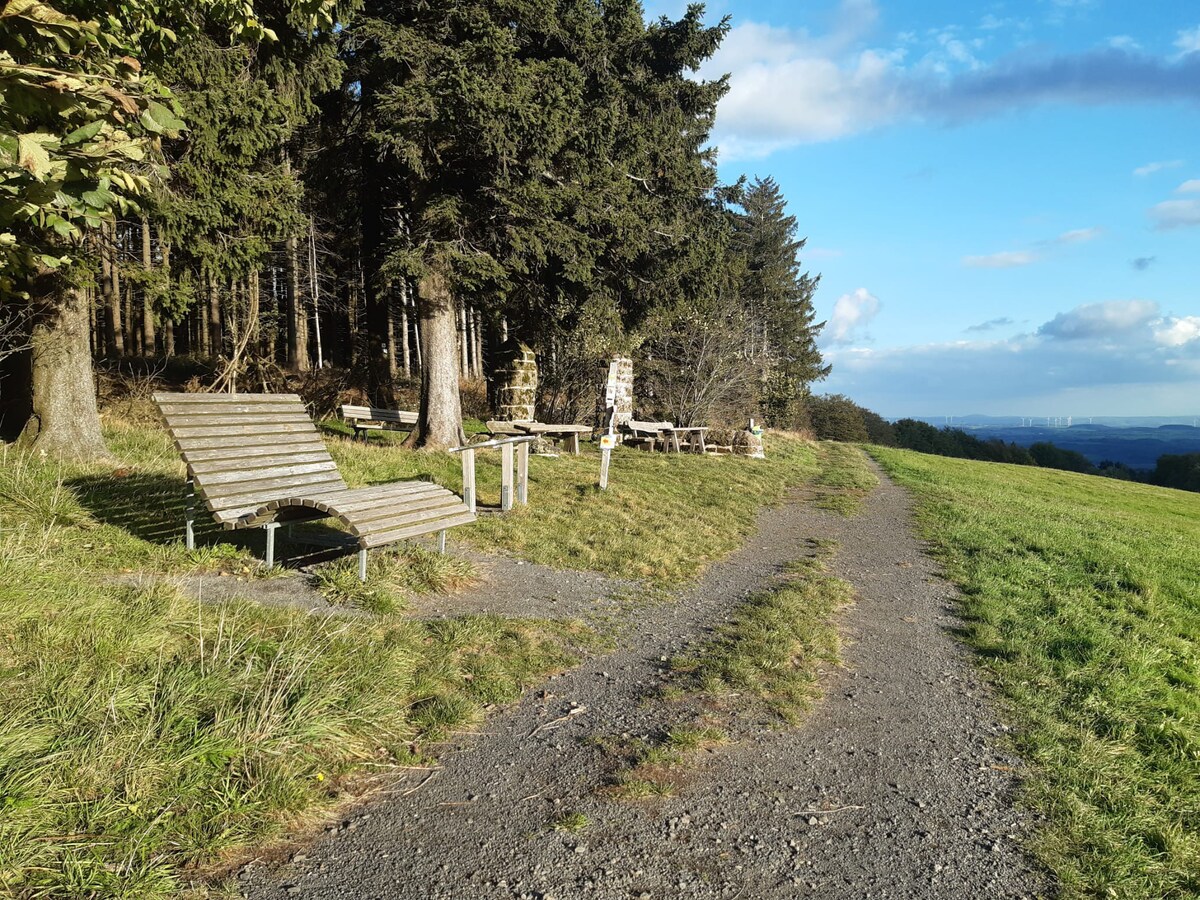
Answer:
(154, 393, 475, 580)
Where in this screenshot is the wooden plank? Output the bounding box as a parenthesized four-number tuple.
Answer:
(197, 461, 340, 486)
(202, 474, 347, 508)
(182, 443, 329, 463)
(162, 412, 314, 428)
(361, 512, 476, 549)
(154, 392, 303, 404)
(156, 402, 307, 417)
(185, 444, 328, 469)
(169, 421, 319, 437)
(303, 486, 451, 517)
(175, 432, 326, 452)
(348, 498, 467, 536)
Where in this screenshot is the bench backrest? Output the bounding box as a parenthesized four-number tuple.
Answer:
(340, 404, 418, 426)
(155, 393, 347, 525)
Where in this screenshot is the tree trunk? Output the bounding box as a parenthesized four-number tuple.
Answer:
(386, 284, 398, 377)
(19, 278, 113, 462)
(159, 226, 174, 357)
(101, 223, 123, 357)
(399, 291, 411, 376)
(472, 308, 484, 377)
(208, 275, 222, 355)
(411, 268, 464, 449)
(286, 233, 307, 371)
(141, 217, 156, 355)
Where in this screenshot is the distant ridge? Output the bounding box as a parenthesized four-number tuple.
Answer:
(902, 415, 1200, 429)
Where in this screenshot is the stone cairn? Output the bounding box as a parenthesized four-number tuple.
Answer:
(493, 339, 538, 422)
(598, 356, 634, 430)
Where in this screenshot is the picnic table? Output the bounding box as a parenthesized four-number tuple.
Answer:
(483, 420, 593, 455)
(623, 419, 708, 454)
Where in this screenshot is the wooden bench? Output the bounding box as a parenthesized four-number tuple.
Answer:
(155, 393, 475, 580)
(340, 404, 418, 441)
(483, 419, 593, 455)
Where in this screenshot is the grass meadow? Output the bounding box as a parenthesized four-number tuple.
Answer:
(872, 447, 1200, 899)
(0, 410, 830, 897)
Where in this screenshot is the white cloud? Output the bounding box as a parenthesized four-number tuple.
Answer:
(820, 299, 1200, 416)
(1175, 26, 1200, 56)
(1037, 300, 1160, 340)
(1155, 316, 1200, 347)
(702, 6, 1200, 159)
(1133, 160, 1183, 177)
(1053, 226, 1104, 244)
(1149, 198, 1200, 230)
(828, 288, 881, 344)
(1177, 179, 1200, 193)
(1107, 35, 1141, 51)
(963, 250, 1038, 268)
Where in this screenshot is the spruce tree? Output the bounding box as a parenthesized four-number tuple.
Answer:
(733, 176, 830, 426)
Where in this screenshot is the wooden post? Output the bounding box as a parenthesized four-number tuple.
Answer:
(461, 447, 476, 513)
(517, 440, 529, 505)
(500, 440, 514, 511)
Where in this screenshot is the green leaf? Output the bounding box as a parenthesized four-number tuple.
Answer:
(80, 187, 114, 209)
(16, 134, 52, 179)
(138, 109, 164, 134)
(145, 101, 187, 136)
(62, 120, 105, 146)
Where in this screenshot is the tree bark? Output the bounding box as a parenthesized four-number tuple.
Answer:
(208, 274, 222, 355)
(386, 283, 398, 377)
(159, 226, 174, 357)
(411, 267, 464, 449)
(141, 217, 155, 355)
(19, 277, 113, 462)
(399, 290, 411, 376)
(286, 233, 307, 371)
(101, 222, 123, 358)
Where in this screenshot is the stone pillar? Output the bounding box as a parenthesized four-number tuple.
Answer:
(598, 356, 634, 427)
(494, 339, 538, 421)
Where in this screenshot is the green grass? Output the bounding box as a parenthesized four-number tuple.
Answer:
(0, 439, 587, 897)
(0, 414, 847, 896)
(550, 810, 590, 833)
(671, 547, 851, 723)
(329, 428, 821, 583)
(811, 441, 879, 514)
(871, 447, 1200, 899)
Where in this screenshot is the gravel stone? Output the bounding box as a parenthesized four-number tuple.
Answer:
(241, 464, 1048, 899)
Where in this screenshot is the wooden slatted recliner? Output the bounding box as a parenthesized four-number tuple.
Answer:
(154, 393, 475, 580)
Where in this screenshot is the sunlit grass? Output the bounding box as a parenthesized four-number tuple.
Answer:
(872, 447, 1200, 899)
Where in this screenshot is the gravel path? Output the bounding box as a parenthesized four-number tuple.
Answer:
(240, 465, 1048, 899)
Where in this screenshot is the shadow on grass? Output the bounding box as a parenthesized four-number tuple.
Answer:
(66, 472, 363, 571)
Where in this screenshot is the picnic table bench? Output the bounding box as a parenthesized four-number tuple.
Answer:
(484, 419, 593, 455)
(340, 404, 418, 440)
(623, 420, 708, 454)
(156, 393, 474, 580)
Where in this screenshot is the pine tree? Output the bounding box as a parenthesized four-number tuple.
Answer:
(732, 176, 830, 427)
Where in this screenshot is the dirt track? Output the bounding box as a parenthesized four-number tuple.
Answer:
(240, 463, 1048, 899)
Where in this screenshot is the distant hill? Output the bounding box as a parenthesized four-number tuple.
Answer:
(895, 419, 1200, 469)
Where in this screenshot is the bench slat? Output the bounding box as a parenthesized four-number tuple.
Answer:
(174, 432, 326, 453)
(202, 471, 347, 502)
(197, 461, 340, 487)
(361, 511, 476, 548)
(154, 392, 302, 404)
(189, 448, 336, 468)
(347, 497, 465, 534)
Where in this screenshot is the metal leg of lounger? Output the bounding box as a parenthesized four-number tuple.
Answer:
(437, 530, 447, 554)
(263, 522, 280, 569)
(184, 480, 195, 551)
(358, 548, 368, 582)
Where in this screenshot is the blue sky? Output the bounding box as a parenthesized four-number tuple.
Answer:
(650, 0, 1200, 417)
